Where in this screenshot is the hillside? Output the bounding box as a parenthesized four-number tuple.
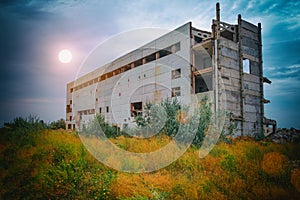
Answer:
(0, 123, 300, 199)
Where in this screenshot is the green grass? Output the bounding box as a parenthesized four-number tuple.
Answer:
(0, 127, 300, 199)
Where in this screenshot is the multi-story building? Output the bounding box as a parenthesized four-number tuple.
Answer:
(66, 3, 275, 136)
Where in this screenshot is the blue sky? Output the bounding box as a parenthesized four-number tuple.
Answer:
(0, 0, 299, 129)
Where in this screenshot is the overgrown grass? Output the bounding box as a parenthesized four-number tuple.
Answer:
(0, 119, 300, 199)
(0, 126, 116, 199)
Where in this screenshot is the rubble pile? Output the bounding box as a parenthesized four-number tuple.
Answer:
(267, 128, 300, 144)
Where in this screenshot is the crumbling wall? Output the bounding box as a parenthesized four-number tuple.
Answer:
(217, 17, 264, 136)
(239, 18, 263, 136)
(219, 38, 243, 135)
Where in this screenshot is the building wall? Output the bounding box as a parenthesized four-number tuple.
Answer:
(239, 18, 264, 136)
(66, 23, 192, 130)
(66, 15, 267, 137)
(217, 17, 264, 136)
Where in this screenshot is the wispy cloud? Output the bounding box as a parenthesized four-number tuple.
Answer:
(266, 64, 300, 79)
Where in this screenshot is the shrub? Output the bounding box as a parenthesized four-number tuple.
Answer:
(291, 168, 300, 192)
(134, 98, 181, 138)
(49, 118, 66, 130)
(83, 114, 122, 138)
(221, 154, 236, 173)
(194, 96, 212, 146)
(254, 131, 265, 141)
(218, 113, 237, 144)
(83, 97, 212, 146)
(134, 97, 212, 146)
(261, 152, 288, 177)
(1, 115, 46, 146)
(245, 144, 263, 162)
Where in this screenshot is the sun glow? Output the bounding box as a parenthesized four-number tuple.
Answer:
(58, 49, 72, 63)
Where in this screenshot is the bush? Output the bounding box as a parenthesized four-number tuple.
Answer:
(291, 168, 300, 192)
(1, 115, 46, 146)
(49, 118, 66, 130)
(218, 113, 237, 144)
(82, 114, 122, 138)
(82, 97, 212, 146)
(134, 97, 212, 146)
(261, 152, 288, 177)
(194, 96, 212, 146)
(134, 98, 181, 138)
(221, 154, 236, 173)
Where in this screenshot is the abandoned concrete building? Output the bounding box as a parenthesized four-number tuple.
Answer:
(66, 3, 275, 136)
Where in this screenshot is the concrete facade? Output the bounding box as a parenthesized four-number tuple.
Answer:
(66, 4, 274, 136)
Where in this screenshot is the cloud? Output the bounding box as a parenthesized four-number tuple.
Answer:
(265, 77, 300, 96)
(266, 64, 300, 80)
(0, 0, 57, 20)
(116, 0, 215, 31)
(220, 0, 300, 36)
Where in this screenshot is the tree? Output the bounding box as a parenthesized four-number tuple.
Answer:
(49, 118, 66, 130)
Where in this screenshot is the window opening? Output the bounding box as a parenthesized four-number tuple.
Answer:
(172, 87, 181, 97)
(172, 68, 181, 79)
(243, 59, 250, 74)
(195, 73, 212, 93)
(131, 102, 143, 117)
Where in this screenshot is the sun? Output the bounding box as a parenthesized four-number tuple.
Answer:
(58, 49, 72, 63)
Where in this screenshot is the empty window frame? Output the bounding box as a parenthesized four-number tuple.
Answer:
(195, 72, 212, 93)
(243, 59, 250, 74)
(89, 109, 95, 114)
(220, 30, 234, 41)
(195, 51, 212, 70)
(172, 68, 181, 79)
(194, 36, 203, 44)
(159, 47, 172, 58)
(203, 57, 211, 68)
(133, 59, 143, 68)
(172, 87, 181, 97)
(131, 102, 143, 117)
(106, 106, 109, 113)
(66, 105, 72, 113)
(122, 64, 131, 72)
(93, 78, 98, 84)
(100, 74, 106, 81)
(107, 71, 113, 78)
(145, 53, 156, 63)
(99, 107, 102, 113)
